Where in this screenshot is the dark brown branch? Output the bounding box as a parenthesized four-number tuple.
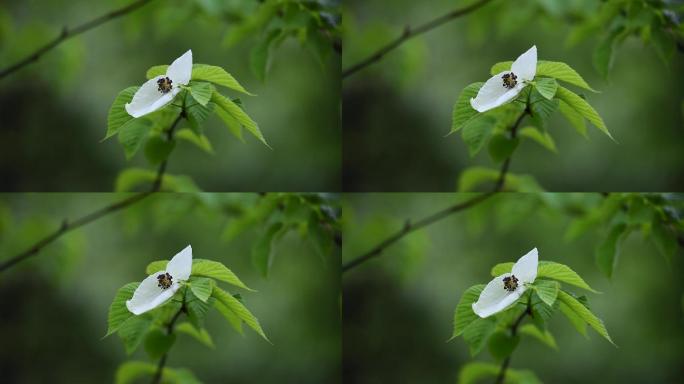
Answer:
(494, 300, 532, 384)
(342, 0, 495, 78)
(342, 108, 528, 273)
(0, 0, 154, 80)
(0, 114, 183, 274)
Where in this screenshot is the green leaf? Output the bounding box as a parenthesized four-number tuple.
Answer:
(211, 91, 269, 147)
(462, 317, 496, 356)
(488, 331, 520, 361)
(115, 361, 202, 384)
(594, 30, 618, 79)
(458, 362, 542, 384)
(555, 86, 613, 140)
(214, 299, 243, 334)
(146, 260, 168, 274)
(105, 86, 138, 141)
(651, 220, 677, 265)
(211, 287, 269, 342)
(145, 65, 167, 79)
(558, 99, 587, 137)
(559, 301, 587, 336)
(188, 81, 213, 106)
(115, 168, 200, 192)
(519, 126, 557, 153)
(251, 222, 284, 278)
(450, 284, 485, 339)
(192, 64, 254, 95)
(118, 118, 152, 159)
(176, 322, 214, 348)
(184, 93, 214, 134)
(188, 276, 214, 302)
(557, 290, 614, 345)
(462, 115, 496, 157)
(530, 290, 555, 326)
(105, 282, 139, 337)
(451, 82, 483, 133)
(144, 328, 176, 360)
(118, 315, 152, 355)
(595, 223, 628, 278)
(193, 259, 256, 291)
(490, 262, 515, 276)
(534, 77, 558, 100)
(144, 134, 175, 165)
(175, 129, 214, 154)
(532, 280, 560, 307)
(490, 60, 596, 92)
(214, 106, 244, 141)
(458, 166, 543, 192)
(529, 88, 558, 125)
(186, 292, 213, 331)
(519, 324, 558, 350)
(487, 134, 519, 164)
(250, 29, 282, 82)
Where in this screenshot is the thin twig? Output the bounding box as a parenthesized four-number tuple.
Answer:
(342, 0, 495, 78)
(495, 299, 532, 384)
(342, 108, 527, 273)
(0, 113, 183, 274)
(151, 289, 187, 384)
(0, 0, 154, 80)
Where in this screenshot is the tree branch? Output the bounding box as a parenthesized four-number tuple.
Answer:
(150, 288, 187, 384)
(495, 299, 532, 384)
(0, 0, 154, 80)
(0, 113, 184, 274)
(342, 0, 495, 79)
(342, 108, 528, 273)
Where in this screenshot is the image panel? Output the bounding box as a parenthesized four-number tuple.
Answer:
(0, 193, 341, 384)
(342, 192, 684, 383)
(343, 0, 684, 191)
(0, 1, 341, 192)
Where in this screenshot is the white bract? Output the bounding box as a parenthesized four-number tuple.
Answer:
(125, 50, 193, 118)
(472, 248, 538, 318)
(470, 45, 537, 113)
(126, 245, 193, 315)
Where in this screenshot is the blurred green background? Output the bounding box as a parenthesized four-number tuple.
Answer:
(0, 193, 341, 383)
(0, 0, 340, 191)
(343, 0, 684, 191)
(342, 193, 684, 383)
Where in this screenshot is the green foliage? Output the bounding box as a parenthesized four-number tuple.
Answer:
(115, 361, 202, 384)
(458, 166, 542, 192)
(188, 277, 214, 303)
(211, 286, 270, 342)
(188, 81, 213, 106)
(115, 168, 200, 192)
(457, 362, 542, 384)
(211, 91, 269, 147)
(119, 315, 153, 355)
(555, 86, 612, 140)
(146, 259, 256, 292)
(463, 317, 496, 356)
(176, 322, 215, 349)
(531, 280, 560, 307)
(462, 116, 496, 157)
(105, 282, 140, 337)
(557, 290, 614, 345)
(451, 82, 484, 133)
(105, 86, 139, 140)
(533, 77, 558, 100)
(518, 126, 557, 153)
(488, 331, 520, 361)
(519, 324, 558, 350)
(490, 61, 597, 92)
(118, 119, 152, 160)
(487, 134, 519, 164)
(491, 261, 598, 293)
(251, 222, 285, 277)
(144, 134, 176, 165)
(595, 223, 628, 278)
(144, 328, 176, 359)
(451, 284, 485, 339)
(191, 65, 254, 95)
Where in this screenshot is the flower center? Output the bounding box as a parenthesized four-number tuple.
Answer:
(157, 272, 173, 290)
(502, 72, 518, 89)
(502, 275, 519, 292)
(157, 77, 173, 94)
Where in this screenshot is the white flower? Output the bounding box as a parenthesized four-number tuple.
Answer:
(470, 46, 537, 113)
(125, 50, 193, 118)
(126, 245, 193, 315)
(472, 248, 538, 318)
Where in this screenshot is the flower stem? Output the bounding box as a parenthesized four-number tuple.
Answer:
(494, 298, 533, 384)
(150, 288, 188, 384)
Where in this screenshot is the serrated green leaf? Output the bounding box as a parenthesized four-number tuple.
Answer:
(105, 282, 139, 337)
(251, 222, 284, 278)
(519, 126, 557, 153)
(595, 223, 628, 278)
(214, 299, 243, 334)
(186, 292, 213, 331)
(559, 301, 587, 336)
(189, 81, 213, 106)
(105, 86, 138, 141)
(144, 328, 176, 360)
(175, 129, 214, 154)
(146, 65, 167, 79)
(144, 134, 175, 165)
(651, 219, 677, 265)
(211, 287, 269, 342)
(212, 91, 269, 147)
(118, 118, 152, 159)
(214, 106, 244, 141)
(250, 29, 282, 82)
(184, 92, 214, 134)
(594, 30, 619, 79)
(462, 115, 496, 157)
(146, 260, 168, 274)
(555, 86, 613, 140)
(529, 88, 558, 125)
(491, 261, 598, 293)
(118, 316, 152, 355)
(451, 82, 483, 133)
(557, 290, 614, 345)
(488, 331, 520, 361)
(487, 134, 519, 164)
(192, 259, 255, 291)
(534, 77, 558, 99)
(451, 284, 485, 339)
(491, 262, 515, 276)
(530, 290, 555, 324)
(519, 324, 558, 350)
(532, 280, 560, 307)
(490, 61, 513, 75)
(188, 276, 214, 302)
(558, 99, 587, 137)
(463, 317, 496, 356)
(192, 64, 254, 95)
(176, 322, 214, 348)
(491, 60, 596, 92)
